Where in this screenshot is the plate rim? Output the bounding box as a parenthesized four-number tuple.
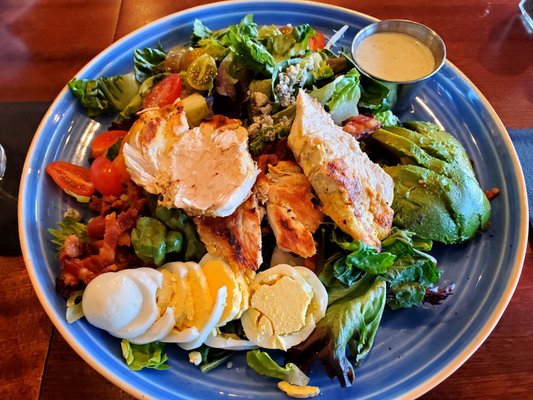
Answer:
(18, 0, 528, 399)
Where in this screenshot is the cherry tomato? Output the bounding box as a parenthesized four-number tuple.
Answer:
(143, 74, 183, 109)
(90, 156, 123, 196)
(46, 161, 95, 197)
(91, 130, 128, 158)
(309, 31, 326, 50)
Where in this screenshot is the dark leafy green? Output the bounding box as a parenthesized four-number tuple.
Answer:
(191, 19, 214, 46)
(358, 74, 397, 113)
(293, 226, 442, 386)
(380, 228, 441, 309)
(325, 227, 440, 309)
(195, 345, 233, 373)
(286, 273, 386, 387)
(134, 43, 167, 82)
(329, 231, 395, 285)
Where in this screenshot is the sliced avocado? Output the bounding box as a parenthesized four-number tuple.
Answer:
(371, 122, 491, 244)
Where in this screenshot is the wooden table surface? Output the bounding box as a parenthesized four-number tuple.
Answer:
(1, 0, 532, 399)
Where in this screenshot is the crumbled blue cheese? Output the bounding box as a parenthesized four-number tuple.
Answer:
(252, 92, 270, 109)
(274, 58, 315, 107)
(247, 114, 291, 141)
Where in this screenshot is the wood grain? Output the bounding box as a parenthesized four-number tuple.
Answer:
(0, 0, 122, 102)
(40, 331, 135, 400)
(0, 257, 52, 399)
(422, 242, 533, 399)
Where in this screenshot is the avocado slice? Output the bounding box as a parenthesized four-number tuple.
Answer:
(371, 122, 490, 244)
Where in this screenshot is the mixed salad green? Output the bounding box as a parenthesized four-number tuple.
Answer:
(51, 14, 491, 394)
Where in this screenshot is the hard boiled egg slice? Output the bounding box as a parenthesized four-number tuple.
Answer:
(128, 307, 176, 345)
(201, 257, 245, 326)
(110, 268, 163, 339)
(179, 286, 227, 350)
(294, 266, 328, 321)
(183, 261, 214, 330)
(158, 261, 201, 344)
(200, 253, 253, 322)
(82, 272, 143, 333)
(204, 331, 258, 351)
(161, 327, 200, 344)
(159, 262, 195, 330)
(241, 264, 327, 351)
(159, 260, 222, 347)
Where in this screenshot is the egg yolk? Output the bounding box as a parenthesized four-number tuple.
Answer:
(251, 276, 312, 335)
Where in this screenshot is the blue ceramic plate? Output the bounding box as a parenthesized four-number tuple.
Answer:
(19, 1, 527, 399)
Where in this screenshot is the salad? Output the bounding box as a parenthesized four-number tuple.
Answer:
(45, 14, 492, 398)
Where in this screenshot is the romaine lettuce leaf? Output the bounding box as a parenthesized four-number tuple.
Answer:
(310, 68, 361, 124)
(247, 350, 310, 386)
(286, 274, 386, 387)
(49, 216, 87, 250)
(260, 24, 316, 61)
(375, 110, 401, 126)
(118, 73, 167, 121)
(69, 73, 140, 117)
(121, 340, 170, 371)
(219, 14, 275, 75)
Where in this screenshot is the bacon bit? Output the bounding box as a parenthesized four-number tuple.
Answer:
(89, 181, 147, 215)
(485, 187, 500, 201)
(118, 232, 131, 247)
(100, 263, 119, 274)
(56, 181, 149, 297)
(87, 215, 106, 239)
(342, 114, 382, 140)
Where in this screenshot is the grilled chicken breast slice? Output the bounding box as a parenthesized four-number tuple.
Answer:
(288, 92, 394, 248)
(194, 193, 263, 270)
(123, 104, 259, 217)
(259, 160, 323, 258)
